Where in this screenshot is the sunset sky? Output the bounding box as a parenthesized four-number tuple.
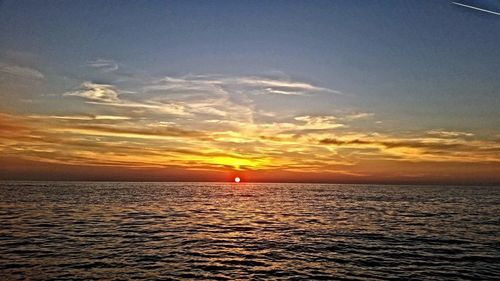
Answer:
(0, 0, 499, 184)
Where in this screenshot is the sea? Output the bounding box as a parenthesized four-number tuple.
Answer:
(0, 181, 499, 280)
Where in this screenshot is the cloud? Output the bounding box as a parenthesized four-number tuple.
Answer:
(62, 75, 340, 130)
(318, 136, 500, 162)
(344, 112, 374, 120)
(0, 111, 280, 171)
(94, 115, 131, 120)
(264, 88, 302, 95)
(88, 100, 191, 116)
(64, 82, 119, 102)
(55, 124, 207, 140)
(63, 82, 191, 116)
(294, 115, 345, 130)
(136, 74, 343, 128)
(27, 114, 131, 121)
(0, 62, 44, 79)
(318, 138, 372, 146)
(426, 129, 474, 138)
(230, 76, 341, 95)
(146, 74, 341, 96)
(0, 112, 31, 133)
(85, 59, 119, 72)
(318, 137, 471, 150)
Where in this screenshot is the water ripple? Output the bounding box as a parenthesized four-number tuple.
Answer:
(0, 182, 499, 280)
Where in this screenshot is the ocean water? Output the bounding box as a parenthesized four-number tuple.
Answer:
(0, 182, 499, 280)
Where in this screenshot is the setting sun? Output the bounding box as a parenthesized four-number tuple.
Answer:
(234, 177, 241, 183)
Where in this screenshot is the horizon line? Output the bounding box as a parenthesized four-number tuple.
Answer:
(1, 179, 498, 187)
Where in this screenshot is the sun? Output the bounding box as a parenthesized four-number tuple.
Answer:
(234, 177, 241, 183)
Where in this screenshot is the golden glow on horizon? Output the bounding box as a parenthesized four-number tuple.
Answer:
(234, 177, 241, 183)
(210, 156, 262, 170)
(1, 111, 499, 170)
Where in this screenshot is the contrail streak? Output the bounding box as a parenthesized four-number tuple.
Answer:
(451, 2, 500, 16)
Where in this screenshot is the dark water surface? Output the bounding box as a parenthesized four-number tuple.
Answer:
(0, 182, 499, 280)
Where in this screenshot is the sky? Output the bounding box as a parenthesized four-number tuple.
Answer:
(0, 0, 499, 184)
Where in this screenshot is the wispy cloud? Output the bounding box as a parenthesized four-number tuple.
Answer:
(138, 74, 342, 124)
(28, 114, 131, 121)
(54, 124, 207, 140)
(231, 76, 341, 95)
(318, 136, 500, 162)
(146, 74, 341, 96)
(294, 115, 345, 130)
(0, 62, 44, 79)
(85, 59, 119, 72)
(63, 82, 119, 102)
(63, 82, 191, 116)
(426, 129, 474, 138)
(343, 112, 374, 120)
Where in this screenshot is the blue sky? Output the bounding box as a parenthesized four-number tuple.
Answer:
(2, 0, 499, 126)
